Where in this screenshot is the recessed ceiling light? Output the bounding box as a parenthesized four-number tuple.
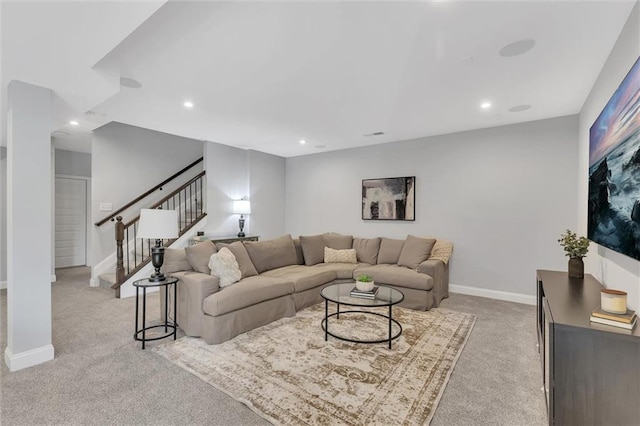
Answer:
(508, 104, 532, 112)
(299, 139, 307, 145)
(183, 101, 194, 109)
(499, 39, 536, 57)
(69, 120, 79, 126)
(480, 102, 492, 109)
(120, 77, 142, 89)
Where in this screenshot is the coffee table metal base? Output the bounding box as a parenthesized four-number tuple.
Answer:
(322, 301, 402, 349)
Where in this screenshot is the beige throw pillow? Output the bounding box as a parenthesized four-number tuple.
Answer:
(397, 235, 437, 269)
(324, 247, 357, 264)
(208, 248, 241, 288)
(184, 241, 218, 274)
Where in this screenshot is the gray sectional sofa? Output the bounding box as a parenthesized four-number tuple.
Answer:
(163, 233, 453, 344)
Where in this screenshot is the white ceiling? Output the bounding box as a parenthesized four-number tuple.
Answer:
(3, 1, 637, 157)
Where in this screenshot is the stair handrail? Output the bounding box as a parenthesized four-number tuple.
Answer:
(95, 156, 204, 226)
(121, 171, 207, 228)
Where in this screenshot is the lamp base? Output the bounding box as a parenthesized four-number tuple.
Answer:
(148, 272, 167, 282)
(237, 232, 246, 238)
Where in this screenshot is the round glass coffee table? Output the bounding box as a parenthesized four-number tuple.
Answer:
(320, 282, 404, 349)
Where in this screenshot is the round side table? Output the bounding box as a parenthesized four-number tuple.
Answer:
(133, 276, 179, 349)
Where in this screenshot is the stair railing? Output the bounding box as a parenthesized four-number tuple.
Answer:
(112, 171, 206, 296)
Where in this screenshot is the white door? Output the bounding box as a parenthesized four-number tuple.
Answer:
(55, 177, 87, 268)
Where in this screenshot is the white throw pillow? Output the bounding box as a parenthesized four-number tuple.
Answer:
(208, 247, 242, 288)
(324, 247, 357, 264)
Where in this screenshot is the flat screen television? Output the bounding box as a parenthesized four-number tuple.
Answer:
(588, 56, 640, 261)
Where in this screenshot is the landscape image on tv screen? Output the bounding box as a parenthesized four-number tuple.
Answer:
(588, 56, 640, 261)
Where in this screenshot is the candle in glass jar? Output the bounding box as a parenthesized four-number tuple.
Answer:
(601, 289, 627, 314)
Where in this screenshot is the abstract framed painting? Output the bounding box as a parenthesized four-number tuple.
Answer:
(362, 176, 415, 221)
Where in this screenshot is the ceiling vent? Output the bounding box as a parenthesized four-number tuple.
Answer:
(363, 131, 385, 137)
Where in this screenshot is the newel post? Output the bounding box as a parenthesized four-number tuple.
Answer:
(114, 215, 125, 298)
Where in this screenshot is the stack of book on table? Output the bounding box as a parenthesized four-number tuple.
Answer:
(350, 286, 379, 299)
(589, 307, 637, 330)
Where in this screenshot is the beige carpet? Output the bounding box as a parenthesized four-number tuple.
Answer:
(153, 303, 475, 425)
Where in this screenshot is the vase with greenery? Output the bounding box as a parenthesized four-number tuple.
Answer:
(355, 274, 375, 291)
(558, 229, 589, 278)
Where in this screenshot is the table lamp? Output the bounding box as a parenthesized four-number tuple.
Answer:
(137, 208, 179, 282)
(232, 199, 251, 237)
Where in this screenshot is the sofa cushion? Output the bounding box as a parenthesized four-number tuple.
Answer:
(324, 247, 357, 264)
(244, 234, 298, 273)
(299, 234, 325, 266)
(397, 235, 437, 269)
(163, 247, 193, 274)
(202, 276, 294, 317)
(215, 241, 258, 278)
(311, 262, 365, 280)
(323, 232, 353, 250)
(185, 241, 217, 274)
(355, 264, 434, 291)
(353, 237, 381, 264)
(377, 238, 405, 264)
(208, 248, 241, 288)
(292, 238, 305, 265)
(261, 265, 337, 293)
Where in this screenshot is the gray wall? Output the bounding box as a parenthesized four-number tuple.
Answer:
(202, 143, 286, 239)
(285, 116, 579, 297)
(0, 146, 6, 283)
(249, 150, 286, 240)
(55, 149, 91, 177)
(579, 1, 640, 310)
(91, 123, 203, 264)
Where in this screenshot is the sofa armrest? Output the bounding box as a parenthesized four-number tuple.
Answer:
(417, 258, 449, 304)
(173, 271, 220, 337)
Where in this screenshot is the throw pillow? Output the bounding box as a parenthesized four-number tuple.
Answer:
(353, 237, 381, 264)
(429, 240, 454, 264)
(323, 233, 354, 250)
(215, 241, 258, 278)
(208, 248, 241, 288)
(244, 234, 298, 273)
(324, 247, 357, 264)
(397, 235, 437, 269)
(299, 234, 325, 266)
(184, 241, 217, 274)
(162, 248, 193, 274)
(377, 238, 405, 264)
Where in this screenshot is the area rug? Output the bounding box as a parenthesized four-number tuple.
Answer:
(153, 303, 476, 425)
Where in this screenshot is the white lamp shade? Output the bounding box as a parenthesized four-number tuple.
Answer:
(232, 200, 251, 215)
(137, 209, 179, 239)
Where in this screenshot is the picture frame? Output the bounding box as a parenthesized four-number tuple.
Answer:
(362, 176, 415, 221)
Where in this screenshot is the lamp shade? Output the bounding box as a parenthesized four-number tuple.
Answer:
(137, 209, 179, 239)
(232, 200, 251, 215)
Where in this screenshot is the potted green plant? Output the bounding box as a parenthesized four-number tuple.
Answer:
(355, 274, 375, 292)
(558, 229, 590, 278)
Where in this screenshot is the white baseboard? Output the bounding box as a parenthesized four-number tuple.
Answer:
(0, 281, 6, 290)
(5, 344, 55, 371)
(51, 274, 56, 283)
(449, 283, 536, 306)
(89, 277, 98, 287)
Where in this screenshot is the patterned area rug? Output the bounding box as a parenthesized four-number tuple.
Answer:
(153, 303, 476, 425)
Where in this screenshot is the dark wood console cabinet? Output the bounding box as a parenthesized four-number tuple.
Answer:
(536, 270, 640, 425)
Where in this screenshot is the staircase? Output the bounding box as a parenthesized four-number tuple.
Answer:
(94, 158, 206, 297)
